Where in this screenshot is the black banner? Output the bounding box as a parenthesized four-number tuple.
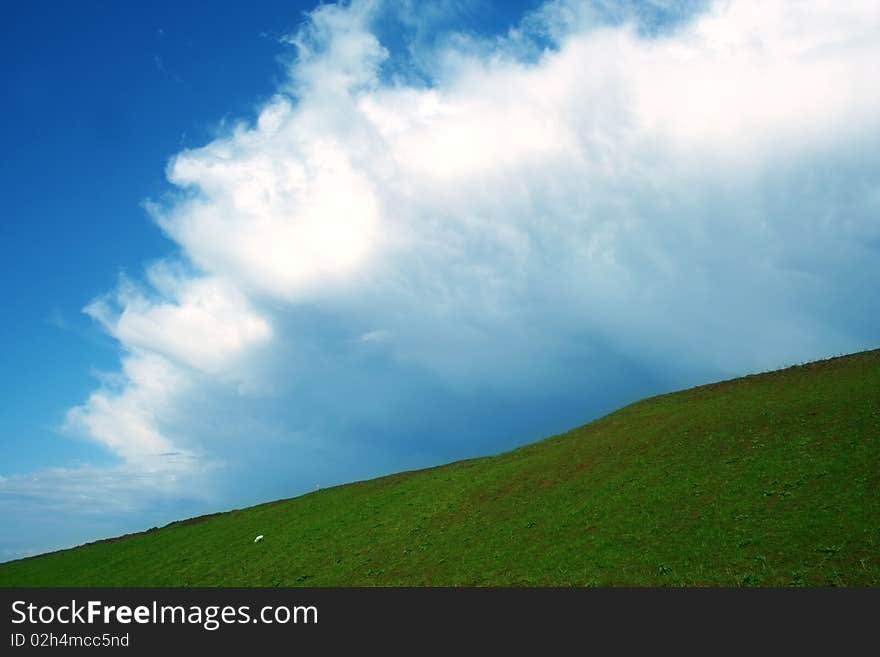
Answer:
(1, 588, 876, 653)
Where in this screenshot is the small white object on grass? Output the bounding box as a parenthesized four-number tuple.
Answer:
(254, 535, 264, 543)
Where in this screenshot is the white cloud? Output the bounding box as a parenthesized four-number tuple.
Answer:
(0, 458, 204, 516)
(0, 456, 222, 560)
(64, 352, 190, 463)
(85, 267, 272, 376)
(359, 329, 392, 343)
(50, 0, 880, 512)
(158, 129, 384, 300)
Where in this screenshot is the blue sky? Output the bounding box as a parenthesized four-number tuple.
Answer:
(1, 0, 878, 561)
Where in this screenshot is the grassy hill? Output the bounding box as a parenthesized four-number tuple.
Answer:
(2, 349, 878, 587)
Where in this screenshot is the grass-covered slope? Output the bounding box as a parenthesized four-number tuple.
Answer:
(2, 350, 878, 586)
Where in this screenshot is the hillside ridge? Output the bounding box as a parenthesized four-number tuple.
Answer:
(2, 347, 878, 586)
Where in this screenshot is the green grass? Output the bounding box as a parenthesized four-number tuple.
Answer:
(2, 349, 879, 586)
